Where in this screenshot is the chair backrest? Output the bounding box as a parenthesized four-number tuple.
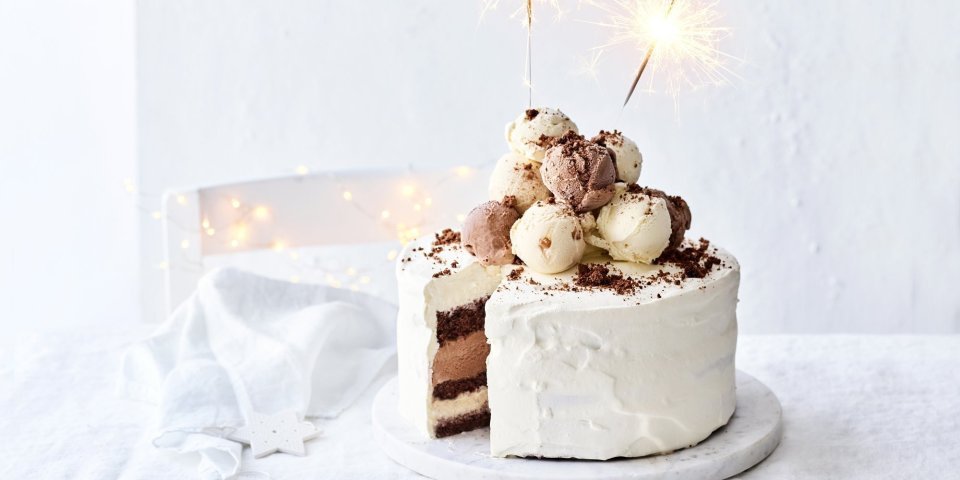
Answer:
(162, 166, 492, 315)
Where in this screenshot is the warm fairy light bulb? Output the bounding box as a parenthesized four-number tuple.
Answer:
(359, 275, 371, 284)
(201, 217, 210, 229)
(206, 227, 216, 236)
(231, 198, 241, 209)
(151, 211, 163, 220)
(424, 197, 433, 207)
(180, 239, 190, 249)
(454, 166, 474, 178)
(413, 203, 422, 212)
(386, 250, 398, 261)
(272, 239, 287, 252)
(123, 178, 135, 193)
(233, 223, 249, 240)
(342, 191, 353, 201)
(230, 239, 240, 248)
(176, 195, 187, 206)
(253, 206, 270, 220)
(381, 210, 391, 220)
(295, 165, 310, 175)
(155, 261, 169, 270)
(346, 267, 357, 276)
(456, 213, 467, 223)
(400, 184, 416, 197)
(290, 276, 301, 284)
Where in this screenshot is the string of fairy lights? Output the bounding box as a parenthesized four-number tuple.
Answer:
(126, 162, 488, 291)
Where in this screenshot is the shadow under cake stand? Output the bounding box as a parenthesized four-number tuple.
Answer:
(372, 371, 782, 480)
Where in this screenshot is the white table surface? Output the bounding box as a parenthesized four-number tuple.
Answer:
(1, 328, 958, 479)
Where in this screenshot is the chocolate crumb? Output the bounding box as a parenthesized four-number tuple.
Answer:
(506, 267, 524, 281)
(655, 238, 721, 279)
(433, 228, 461, 246)
(432, 268, 452, 278)
(591, 130, 624, 148)
(525, 109, 539, 121)
(573, 263, 640, 295)
(539, 237, 552, 249)
(501, 195, 518, 209)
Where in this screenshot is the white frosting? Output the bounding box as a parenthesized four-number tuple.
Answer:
(486, 244, 739, 459)
(395, 238, 501, 437)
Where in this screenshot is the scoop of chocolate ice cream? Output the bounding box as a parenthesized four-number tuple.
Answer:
(539, 132, 617, 213)
(461, 199, 521, 266)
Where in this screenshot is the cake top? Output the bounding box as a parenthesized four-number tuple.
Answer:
(399, 232, 737, 305)
(496, 237, 737, 305)
(455, 106, 713, 276)
(397, 228, 476, 280)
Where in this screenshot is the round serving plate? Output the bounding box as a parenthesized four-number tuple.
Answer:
(372, 371, 782, 480)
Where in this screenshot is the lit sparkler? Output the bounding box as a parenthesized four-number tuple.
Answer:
(587, 0, 735, 105)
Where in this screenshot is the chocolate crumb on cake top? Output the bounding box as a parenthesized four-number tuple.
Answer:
(656, 237, 723, 279)
(573, 263, 641, 295)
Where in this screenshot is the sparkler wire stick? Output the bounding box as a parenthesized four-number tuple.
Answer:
(526, 0, 533, 107)
(622, 0, 676, 107)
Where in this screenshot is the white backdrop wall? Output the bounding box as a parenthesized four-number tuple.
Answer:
(137, 1, 960, 333)
(0, 0, 138, 332)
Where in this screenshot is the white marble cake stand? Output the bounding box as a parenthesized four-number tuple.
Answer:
(372, 371, 782, 480)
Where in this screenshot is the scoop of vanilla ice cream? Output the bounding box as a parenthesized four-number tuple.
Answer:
(592, 130, 642, 184)
(488, 152, 552, 212)
(510, 200, 585, 274)
(594, 183, 673, 264)
(505, 107, 578, 161)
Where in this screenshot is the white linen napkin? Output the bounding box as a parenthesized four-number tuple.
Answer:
(119, 267, 397, 479)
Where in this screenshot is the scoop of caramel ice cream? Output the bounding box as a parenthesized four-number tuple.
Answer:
(539, 132, 617, 213)
(461, 199, 521, 266)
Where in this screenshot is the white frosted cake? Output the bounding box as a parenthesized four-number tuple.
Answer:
(396, 107, 741, 460)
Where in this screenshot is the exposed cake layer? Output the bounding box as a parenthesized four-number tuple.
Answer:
(430, 301, 492, 437)
(396, 231, 502, 438)
(486, 239, 740, 459)
(432, 331, 489, 387)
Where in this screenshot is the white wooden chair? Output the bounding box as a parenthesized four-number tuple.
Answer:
(161, 166, 492, 316)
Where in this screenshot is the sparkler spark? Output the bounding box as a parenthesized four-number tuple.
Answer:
(587, 0, 736, 104)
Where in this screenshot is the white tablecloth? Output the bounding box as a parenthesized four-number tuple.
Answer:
(1, 329, 958, 479)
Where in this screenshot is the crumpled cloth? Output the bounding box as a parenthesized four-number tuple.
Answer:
(118, 268, 396, 479)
